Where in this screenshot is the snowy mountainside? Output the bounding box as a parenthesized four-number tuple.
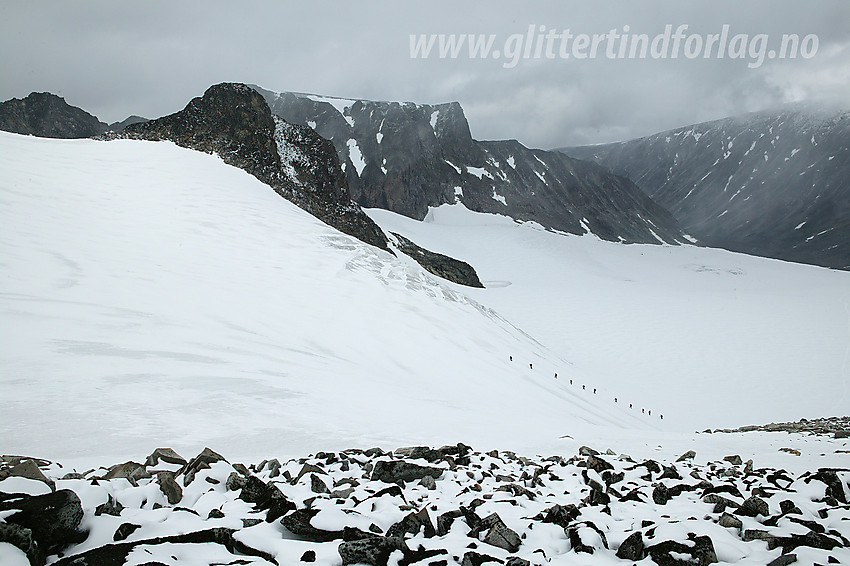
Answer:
(249, 85, 687, 246)
(561, 108, 850, 270)
(0, 131, 641, 463)
(367, 204, 850, 433)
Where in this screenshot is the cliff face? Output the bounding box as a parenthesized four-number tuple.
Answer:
(125, 83, 389, 252)
(253, 86, 688, 245)
(0, 92, 108, 138)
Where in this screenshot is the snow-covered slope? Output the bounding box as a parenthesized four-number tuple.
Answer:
(2, 130, 848, 461)
(0, 132, 645, 464)
(3, 131, 850, 566)
(367, 204, 850, 434)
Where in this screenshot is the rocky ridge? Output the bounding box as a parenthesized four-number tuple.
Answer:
(2, 442, 847, 566)
(250, 86, 688, 246)
(119, 83, 389, 252)
(710, 417, 850, 439)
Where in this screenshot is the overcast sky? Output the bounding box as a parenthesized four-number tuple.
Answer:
(2, 1, 848, 148)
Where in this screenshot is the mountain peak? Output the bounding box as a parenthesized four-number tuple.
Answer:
(126, 82, 281, 174)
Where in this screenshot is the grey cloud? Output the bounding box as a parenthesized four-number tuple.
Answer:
(1, 0, 847, 148)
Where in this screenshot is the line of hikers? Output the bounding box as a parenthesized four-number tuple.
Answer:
(510, 355, 663, 420)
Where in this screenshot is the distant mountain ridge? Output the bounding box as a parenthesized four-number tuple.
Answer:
(561, 108, 850, 270)
(0, 92, 108, 138)
(251, 85, 689, 245)
(0, 92, 148, 138)
(109, 115, 148, 132)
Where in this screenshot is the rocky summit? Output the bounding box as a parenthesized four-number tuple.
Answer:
(251, 86, 688, 246)
(0, 92, 108, 139)
(123, 83, 390, 252)
(1, 443, 848, 565)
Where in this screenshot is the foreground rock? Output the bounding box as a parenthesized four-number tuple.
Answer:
(0, 490, 87, 565)
(2, 442, 848, 566)
(711, 416, 850, 438)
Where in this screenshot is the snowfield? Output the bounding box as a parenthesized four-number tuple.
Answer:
(1, 131, 848, 466)
(1, 132, 641, 464)
(367, 205, 850, 433)
(1, 131, 849, 566)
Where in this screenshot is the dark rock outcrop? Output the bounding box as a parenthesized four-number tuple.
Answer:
(391, 232, 483, 287)
(0, 522, 40, 566)
(238, 475, 295, 522)
(0, 489, 87, 564)
(156, 471, 183, 505)
(144, 447, 186, 467)
(177, 447, 226, 486)
(616, 531, 645, 560)
(482, 519, 522, 553)
(646, 534, 718, 565)
(112, 522, 141, 542)
(539, 504, 580, 529)
(461, 551, 503, 566)
(386, 507, 436, 538)
(371, 459, 444, 484)
(0, 457, 55, 491)
(52, 527, 277, 566)
(736, 495, 770, 517)
(338, 535, 408, 566)
(282, 508, 344, 542)
(0, 92, 108, 138)
(123, 83, 389, 252)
